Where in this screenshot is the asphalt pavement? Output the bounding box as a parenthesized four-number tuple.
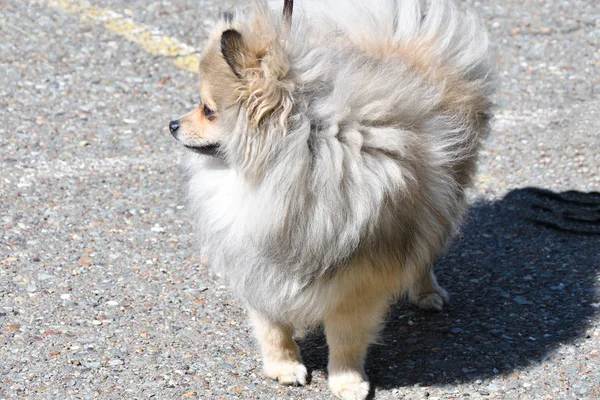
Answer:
(1, 0, 599, 399)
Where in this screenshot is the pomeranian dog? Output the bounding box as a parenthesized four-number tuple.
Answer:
(169, 0, 495, 398)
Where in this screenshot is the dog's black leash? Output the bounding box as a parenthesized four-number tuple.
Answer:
(283, 0, 293, 26)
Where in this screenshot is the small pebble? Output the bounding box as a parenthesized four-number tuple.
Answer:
(513, 296, 533, 305)
(473, 335, 486, 343)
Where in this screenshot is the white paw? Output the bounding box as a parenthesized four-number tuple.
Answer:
(263, 361, 308, 386)
(410, 287, 449, 311)
(328, 373, 370, 400)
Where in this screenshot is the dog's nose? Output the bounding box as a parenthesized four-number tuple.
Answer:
(169, 120, 180, 137)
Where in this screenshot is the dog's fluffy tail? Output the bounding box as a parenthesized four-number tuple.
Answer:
(290, 0, 493, 82)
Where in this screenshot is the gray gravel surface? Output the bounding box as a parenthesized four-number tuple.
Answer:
(1, 0, 599, 399)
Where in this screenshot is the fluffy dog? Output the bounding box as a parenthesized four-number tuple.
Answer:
(169, 0, 495, 398)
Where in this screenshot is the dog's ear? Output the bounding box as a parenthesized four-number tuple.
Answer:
(221, 29, 245, 79)
(220, 28, 293, 129)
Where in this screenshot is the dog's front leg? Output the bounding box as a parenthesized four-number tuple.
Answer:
(324, 296, 389, 400)
(248, 309, 308, 386)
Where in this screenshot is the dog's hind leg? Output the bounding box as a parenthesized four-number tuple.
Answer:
(248, 309, 308, 386)
(324, 294, 390, 400)
(407, 265, 449, 311)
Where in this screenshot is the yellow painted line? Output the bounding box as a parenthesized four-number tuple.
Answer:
(41, 0, 200, 72)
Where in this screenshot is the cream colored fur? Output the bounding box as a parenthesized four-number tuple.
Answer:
(172, 1, 496, 398)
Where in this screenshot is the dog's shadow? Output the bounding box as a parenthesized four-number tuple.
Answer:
(300, 187, 600, 391)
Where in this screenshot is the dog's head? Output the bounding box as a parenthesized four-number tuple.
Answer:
(170, 1, 295, 177)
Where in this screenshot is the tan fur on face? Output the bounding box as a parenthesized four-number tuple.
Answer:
(176, 13, 294, 181)
(200, 11, 294, 130)
(199, 44, 242, 107)
(175, 37, 241, 147)
(176, 106, 217, 145)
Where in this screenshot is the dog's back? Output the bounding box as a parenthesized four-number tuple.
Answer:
(292, 0, 496, 178)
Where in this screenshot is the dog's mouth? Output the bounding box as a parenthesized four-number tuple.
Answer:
(184, 142, 222, 157)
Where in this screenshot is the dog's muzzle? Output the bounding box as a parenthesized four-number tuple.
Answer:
(168, 119, 222, 158)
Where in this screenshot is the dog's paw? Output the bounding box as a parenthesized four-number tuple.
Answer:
(264, 361, 308, 386)
(410, 287, 449, 311)
(328, 373, 370, 400)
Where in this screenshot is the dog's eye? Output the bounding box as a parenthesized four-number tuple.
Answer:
(203, 104, 215, 120)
